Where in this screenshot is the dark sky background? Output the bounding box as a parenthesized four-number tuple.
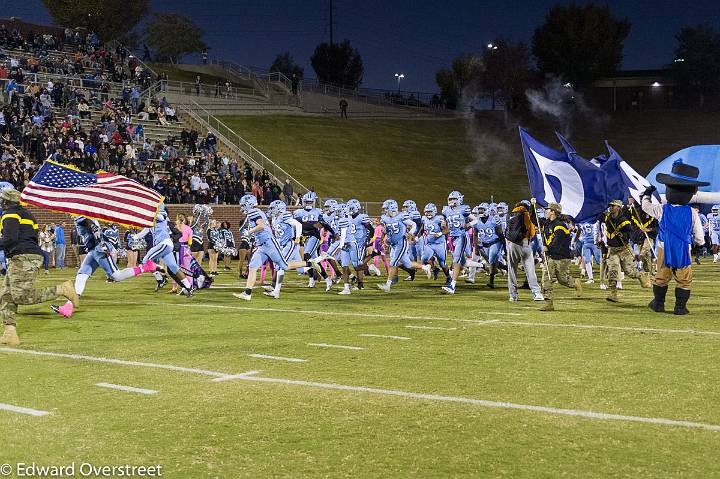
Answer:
(8, 0, 720, 92)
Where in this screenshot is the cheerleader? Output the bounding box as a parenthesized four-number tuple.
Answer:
(237, 219, 252, 279)
(220, 221, 235, 270)
(207, 219, 222, 277)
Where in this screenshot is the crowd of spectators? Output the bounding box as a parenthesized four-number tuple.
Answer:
(0, 24, 295, 206)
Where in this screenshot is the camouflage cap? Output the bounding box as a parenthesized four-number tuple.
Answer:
(0, 188, 21, 203)
(608, 199, 624, 207)
(545, 202, 562, 214)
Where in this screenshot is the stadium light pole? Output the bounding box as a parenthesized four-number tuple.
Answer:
(395, 73, 404, 94)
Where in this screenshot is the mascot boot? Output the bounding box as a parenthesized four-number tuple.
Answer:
(648, 284, 668, 312)
(674, 288, 691, 315)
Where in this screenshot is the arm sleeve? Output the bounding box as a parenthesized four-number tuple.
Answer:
(641, 196, 663, 220)
(288, 218, 302, 239)
(339, 227, 348, 247)
(133, 228, 150, 240)
(403, 219, 417, 235)
(0, 217, 19, 249)
(692, 209, 705, 246)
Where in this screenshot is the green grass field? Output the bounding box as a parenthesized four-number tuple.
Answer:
(2, 261, 720, 478)
(220, 111, 720, 208)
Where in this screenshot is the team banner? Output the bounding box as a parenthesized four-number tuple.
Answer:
(519, 127, 608, 222)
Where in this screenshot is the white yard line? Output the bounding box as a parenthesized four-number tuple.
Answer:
(95, 383, 158, 395)
(406, 325, 458, 331)
(80, 301, 720, 337)
(0, 347, 229, 378)
(4, 346, 720, 431)
(248, 354, 307, 363)
(0, 402, 51, 417)
(215, 372, 720, 433)
(308, 343, 365, 350)
(359, 334, 411, 340)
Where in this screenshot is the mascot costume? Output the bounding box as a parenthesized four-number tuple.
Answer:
(641, 159, 707, 315)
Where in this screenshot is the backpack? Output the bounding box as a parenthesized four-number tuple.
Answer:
(505, 210, 528, 245)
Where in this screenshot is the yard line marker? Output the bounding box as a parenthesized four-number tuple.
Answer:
(221, 373, 720, 432)
(248, 354, 307, 363)
(406, 325, 458, 331)
(308, 343, 365, 350)
(0, 347, 229, 378)
(92, 301, 720, 337)
(359, 334, 411, 340)
(95, 383, 158, 395)
(501, 320, 720, 336)
(0, 402, 51, 417)
(212, 371, 262, 382)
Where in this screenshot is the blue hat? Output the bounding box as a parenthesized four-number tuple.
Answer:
(656, 159, 709, 187)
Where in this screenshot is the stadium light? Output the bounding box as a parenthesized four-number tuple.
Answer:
(652, 81, 661, 87)
(394, 73, 405, 93)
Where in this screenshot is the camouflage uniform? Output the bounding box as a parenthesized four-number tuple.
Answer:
(605, 245, 641, 284)
(541, 257, 574, 300)
(0, 254, 58, 327)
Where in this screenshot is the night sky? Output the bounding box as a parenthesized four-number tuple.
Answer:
(8, 0, 720, 92)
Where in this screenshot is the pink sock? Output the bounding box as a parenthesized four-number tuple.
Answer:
(141, 260, 157, 273)
(58, 302, 74, 318)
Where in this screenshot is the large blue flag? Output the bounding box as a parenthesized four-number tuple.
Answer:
(602, 142, 661, 204)
(520, 128, 608, 222)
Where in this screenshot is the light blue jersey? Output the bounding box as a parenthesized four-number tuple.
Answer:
(381, 212, 409, 245)
(708, 213, 720, 232)
(422, 216, 445, 245)
(247, 207, 272, 244)
(442, 205, 471, 238)
(150, 212, 172, 244)
(350, 213, 372, 245)
(75, 216, 101, 250)
(473, 216, 499, 245)
(273, 211, 297, 246)
(577, 221, 598, 244)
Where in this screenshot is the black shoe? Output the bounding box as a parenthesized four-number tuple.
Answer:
(105, 277, 115, 283)
(695, 257, 701, 265)
(155, 277, 168, 292)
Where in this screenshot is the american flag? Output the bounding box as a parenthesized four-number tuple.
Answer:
(21, 161, 164, 228)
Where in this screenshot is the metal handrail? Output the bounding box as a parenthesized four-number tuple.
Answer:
(212, 59, 269, 97)
(176, 99, 308, 195)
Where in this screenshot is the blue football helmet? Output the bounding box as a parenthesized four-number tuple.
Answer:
(497, 202, 508, 216)
(302, 191, 317, 210)
(383, 199, 398, 214)
(324, 199, 338, 214)
(269, 199, 287, 216)
(402, 200, 417, 212)
(447, 190, 463, 207)
(347, 199, 361, 214)
(240, 194, 258, 213)
(424, 203, 437, 218)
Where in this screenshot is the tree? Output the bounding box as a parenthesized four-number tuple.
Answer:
(310, 40, 363, 88)
(270, 52, 304, 78)
(42, 0, 149, 42)
(435, 54, 483, 109)
(532, 3, 630, 87)
(673, 24, 720, 108)
(143, 13, 207, 64)
(481, 37, 533, 118)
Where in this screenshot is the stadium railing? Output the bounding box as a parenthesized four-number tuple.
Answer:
(175, 98, 308, 196)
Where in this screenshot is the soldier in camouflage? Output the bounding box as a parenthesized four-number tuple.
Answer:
(600, 199, 652, 302)
(0, 188, 78, 346)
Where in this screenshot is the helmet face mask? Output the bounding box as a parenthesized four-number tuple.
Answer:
(302, 192, 317, 210)
(348, 199, 361, 215)
(447, 190, 462, 208)
(240, 194, 257, 213)
(324, 199, 338, 214)
(497, 202, 508, 216)
(383, 199, 398, 214)
(402, 200, 417, 212)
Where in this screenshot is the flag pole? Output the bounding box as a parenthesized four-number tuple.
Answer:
(530, 198, 550, 283)
(629, 202, 657, 259)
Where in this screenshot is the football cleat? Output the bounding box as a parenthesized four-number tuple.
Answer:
(376, 283, 391, 292)
(154, 277, 168, 292)
(441, 285, 455, 294)
(232, 292, 252, 301)
(263, 290, 280, 299)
